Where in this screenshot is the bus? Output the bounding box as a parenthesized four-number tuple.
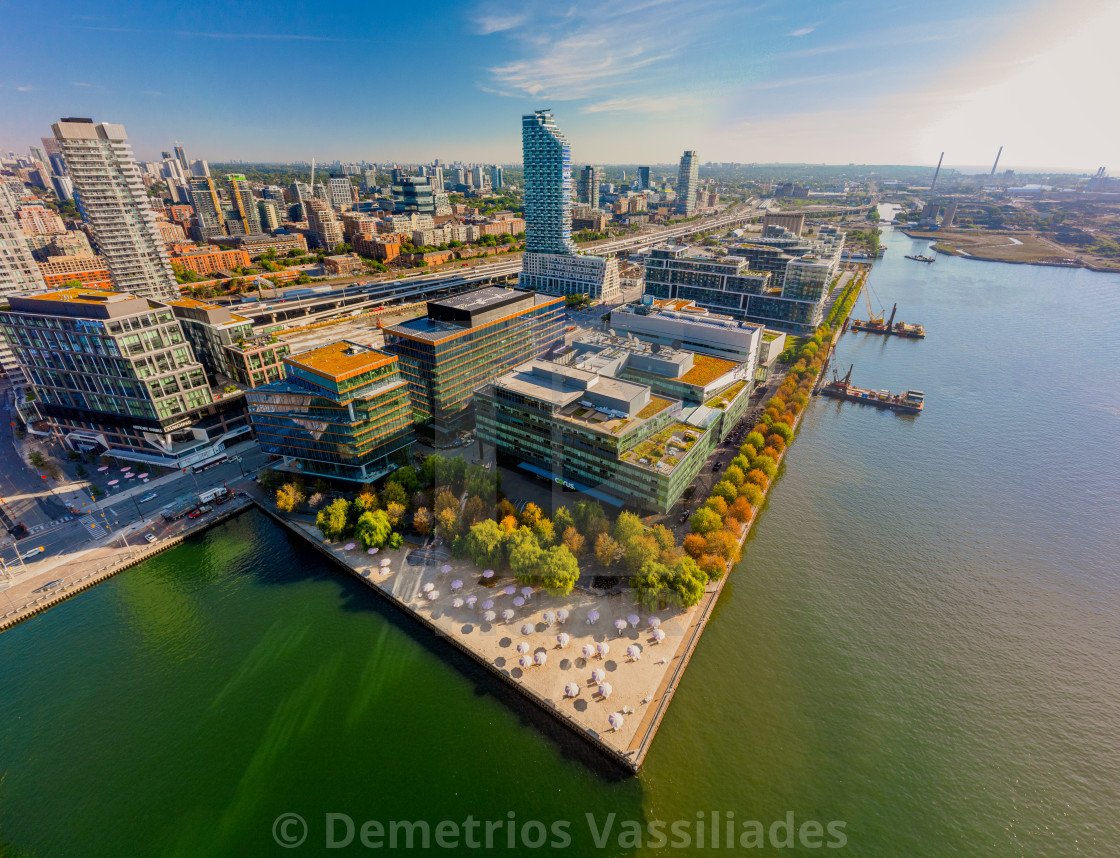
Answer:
(191, 454, 228, 474)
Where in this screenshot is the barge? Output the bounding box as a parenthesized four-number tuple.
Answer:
(905, 254, 935, 263)
(849, 303, 925, 338)
(820, 365, 924, 414)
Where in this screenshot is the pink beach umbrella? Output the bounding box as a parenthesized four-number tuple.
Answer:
(379, 557, 391, 567)
(591, 668, 605, 683)
(533, 651, 547, 666)
(627, 644, 641, 661)
(556, 632, 570, 648)
(97, 466, 109, 472)
(516, 641, 530, 654)
(367, 548, 377, 555)
(440, 564, 452, 574)
(121, 466, 131, 472)
(608, 713, 624, 731)
(426, 590, 440, 600)
(581, 644, 596, 659)
(136, 473, 149, 479)
(652, 628, 666, 643)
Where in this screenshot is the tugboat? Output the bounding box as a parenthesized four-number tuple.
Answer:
(820, 364, 924, 414)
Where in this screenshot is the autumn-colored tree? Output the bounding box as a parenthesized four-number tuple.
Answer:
(553, 506, 575, 538)
(739, 483, 764, 506)
(496, 498, 518, 521)
(532, 517, 556, 548)
(746, 431, 767, 451)
(698, 553, 728, 580)
(623, 532, 659, 573)
(768, 422, 793, 442)
(710, 480, 738, 504)
(519, 502, 545, 531)
(705, 530, 740, 562)
(724, 464, 745, 488)
(561, 526, 585, 556)
(766, 434, 786, 453)
(466, 519, 505, 569)
(434, 489, 459, 517)
(593, 532, 621, 567)
(729, 497, 754, 524)
(724, 515, 742, 535)
(753, 455, 778, 479)
(435, 506, 460, 541)
(384, 501, 407, 528)
(683, 533, 707, 559)
(462, 494, 490, 527)
(275, 483, 305, 513)
(353, 490, 379, 514)
(649, 524, 675, 552)
(745, 469, 770, 489)
(690, 507, 723, 535)
(413, 506, 433, 535)
(499, 514, 519, 533)
(704, 495, 729, 518)
(612, 511, 645, 550)
(381, 481, 408, 509)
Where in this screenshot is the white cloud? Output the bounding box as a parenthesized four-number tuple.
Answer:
(788, 26, 814, 37)
(472, 12, 529, 34)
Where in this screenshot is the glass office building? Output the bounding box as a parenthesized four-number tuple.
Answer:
(383, 287, 565, 443)
(246, 341, 413, 483)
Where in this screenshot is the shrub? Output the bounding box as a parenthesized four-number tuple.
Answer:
(387, 532, 403, 550)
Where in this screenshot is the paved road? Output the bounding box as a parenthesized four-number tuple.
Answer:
(0, 385, 71, 536)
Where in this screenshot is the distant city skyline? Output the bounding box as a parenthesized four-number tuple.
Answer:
(0, 0, 1115, 170)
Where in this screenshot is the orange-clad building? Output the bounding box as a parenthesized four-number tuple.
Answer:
(38, 255, 113, 289)
(170, 246, 252, 275)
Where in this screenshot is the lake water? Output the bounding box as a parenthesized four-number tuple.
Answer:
(1, 233, 1118, 856)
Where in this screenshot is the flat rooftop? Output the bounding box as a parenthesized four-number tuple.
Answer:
(387, 289, 560, 343)
(6, 289, 158, 318)
(287, 340, 396, 382)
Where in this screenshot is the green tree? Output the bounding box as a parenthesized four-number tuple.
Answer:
(612, 510, 645, 550)
(631, 560, 669, 611)
(381, 480, 409, 509)
(739, 483, 764, 506)
(623, 532, 659, 573)
(746, 431, 767, 450)
(710, 480, 738, 504)
(466, 519, 506, 569)
(539, 545, 580, 596)
(354, 510, 392, 549)
(573, 500, 606, 535)
(690, 507, 723, 535)
(553, 505, 576, 537)
(509, 530, 544, 584)
(316, 498, 351, 540)
(390, 466, 420, 495)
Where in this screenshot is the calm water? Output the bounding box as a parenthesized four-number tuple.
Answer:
(1, 236, 1119, 856)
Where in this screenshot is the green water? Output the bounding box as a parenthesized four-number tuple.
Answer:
(1, 237, 1118, 856)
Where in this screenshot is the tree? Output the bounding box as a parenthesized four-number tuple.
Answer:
(768, 422, 793, 442)
(724, 464, 745, 488)
(631, 560, 669, 611)
(623, 532, 659, 573)
(664, 557, 707, 607)
(705, 530, 740, 563)
(739, 483, 764, 506)
(413, 506, 433, 535)
(553, 506, 575, 537)
(612, 510, 645, 550)
(519, 502, 545, 531)
(704, 495, 729, 517)
(497, 499, 518, 521)
(354, 510, 392, 549)
(729, 497, 754, 524)
(649, 524, 675, 553)
(509, 530, 543, 584)
(434, 489, 459, 517)
(682, 533, 707, 559)
(561, 525, 585, 556)
(353, 490, 379, 514)
(435, 507, 460, 541)
(573, 499, 606, 535)
(466, 519, 506, 569)
(594, 533, 621, 568)
(316, 498, 351, 540)
(690, 507, 723, 535)
(746, 431, 767, 451)
(710, 480, 738, 504)
(745, 469, 770, 489)
(539, 545, 580, 596)
(387, 532, 403, 550)
(462, 494, 490, 527)
(753, 455, 777, 479)
(384, 501, 406, 528)
(276, 483, 305, 513)
(381, 481, 408, 509)
(390, 466, 420, 495)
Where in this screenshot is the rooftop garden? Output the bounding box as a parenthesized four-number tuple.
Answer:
(636, 396, 672, 420)
(679, 353, 736, 386)
(621, 422, 699, 468)
(704, 379, 747, 409)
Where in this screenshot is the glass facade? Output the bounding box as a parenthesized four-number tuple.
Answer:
(246, 345, 414, 483)
(522, 111, 576, 256)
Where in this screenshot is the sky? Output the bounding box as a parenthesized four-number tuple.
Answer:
(0, 0, 1116, 171)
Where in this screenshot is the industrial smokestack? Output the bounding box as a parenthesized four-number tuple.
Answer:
(990, 146, 1003, 177)
(930, 152, 944, 190)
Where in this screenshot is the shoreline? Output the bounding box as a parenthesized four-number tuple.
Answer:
(898, 228, 1117, 272)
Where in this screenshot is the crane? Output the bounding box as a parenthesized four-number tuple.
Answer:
(863, 282, 885, 324)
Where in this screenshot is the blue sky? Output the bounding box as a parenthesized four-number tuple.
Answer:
(0, 0, 1114, 169)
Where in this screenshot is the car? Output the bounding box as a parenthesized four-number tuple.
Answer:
(198, 504, 213, 513)
(712, 461, 722, 472)
(145, 533, 157, 543)
(188, 509, 202, 518)
(139, 492, 158, 503)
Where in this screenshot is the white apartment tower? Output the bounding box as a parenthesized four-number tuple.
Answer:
(676, 150, 699, 216)
(52, 118, 179, 300)
(0, 181, 47, 296)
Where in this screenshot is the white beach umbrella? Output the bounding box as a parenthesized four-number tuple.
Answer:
(591, 668, 605, 683)
(380, 557, 391, 567)
(427, 590, 440, 600)
(608, 712, 624, 731)
(564, 682, 580, 698)
(520, 622, 534, 635)
(422, 582, 434, 593)
(501, 609, 515, 622)
(598, 682, 613, 699)
(451, 597, 464, 608)
(627, 644, 641, 660)
(516, 641, 530, 654)
(652, 628, 666, 643)
(627, 613, 640, 627)
(483, 610, 496, 622)
(533, 650, 547, 666)
(648, 616, 661, 629)
(581, 644, 596, 659)
(587, 609, 600, 624)
(556, 608, 569, 623)
(519, 655, 532, 669)
(614, 618, 627, 635)
(596, 642, 610, 658)
(465, 594, 477, 608)
(451, 579, 463, 590)
(542, 611, 556, 626)
(556, 632, 570, 648)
